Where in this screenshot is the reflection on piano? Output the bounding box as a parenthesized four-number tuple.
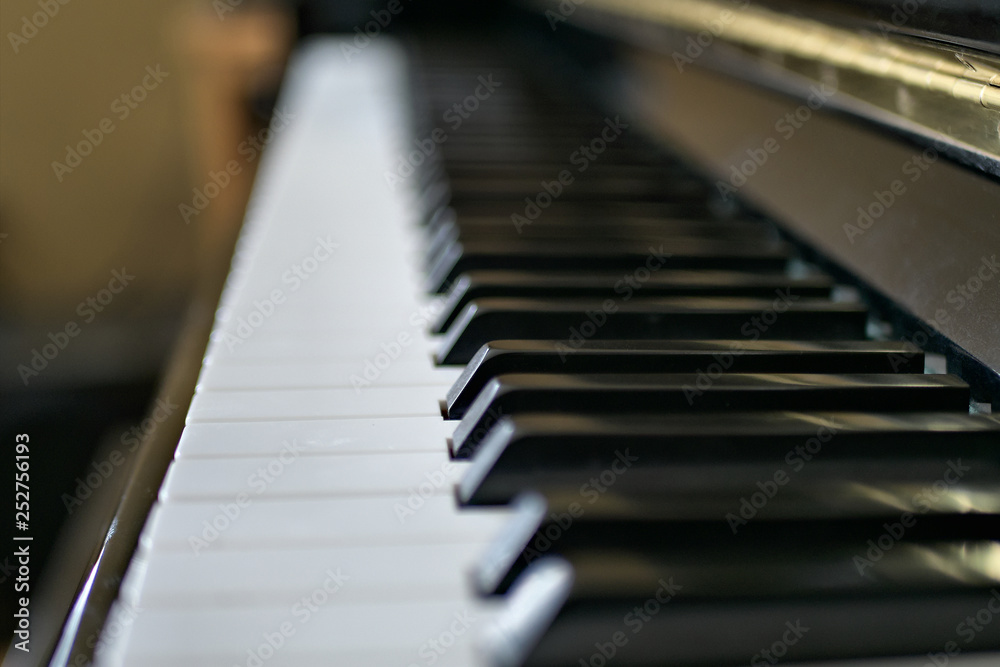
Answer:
(43, 1, 1000, 665)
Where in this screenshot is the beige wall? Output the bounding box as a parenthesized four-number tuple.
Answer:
(2, 2, 293, 391)
(1, 1, 200, 323)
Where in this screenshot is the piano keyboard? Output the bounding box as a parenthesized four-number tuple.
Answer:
(96, 38, 1000, 666)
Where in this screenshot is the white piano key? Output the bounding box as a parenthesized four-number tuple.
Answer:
(214, 294, 431, 330)
(122, 541, 491, 608)
(204, 333, 439, 363)
(215, 303, 436, 335)
(141, 495, 511, 552)
(175, 417, 457, 458)
(209, 320, 439, 343)
(197, 359, 460, 390)
(209, 310, 435, 336)
(186, 385, 445, 422)
(221, 248, 424, 282)
(219, 303, 443, 334)
(100, 39, 499, 667)
(160, 452, 467, 501)
(106, 598, 498, 667)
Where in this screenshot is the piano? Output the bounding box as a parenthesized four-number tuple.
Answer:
(31, 0, 1000, 665)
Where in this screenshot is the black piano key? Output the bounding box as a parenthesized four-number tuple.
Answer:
(430, 120, 643, 137)
(451, 373, 970, 457)
(486, 547, 1000, 667)
(439, 163, 693, 181)
(475, 493, 1000, 595)
(425, 219, 774, 262)
(446, 340, 926, 417)
(425, 215, 775, 258)
(445, 174, 711, 202)
(436, 127, 661, 145)
(436, 297, 869, 365)
(439, 143, 667, 166)
(446, 199, 714, 220)
(426, 239, 791, 293)
(457, 411, 1000, 505)
(413, 46, 1000, 667)
(432, 270, 833, 333)
(439, 130, 654, 147)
